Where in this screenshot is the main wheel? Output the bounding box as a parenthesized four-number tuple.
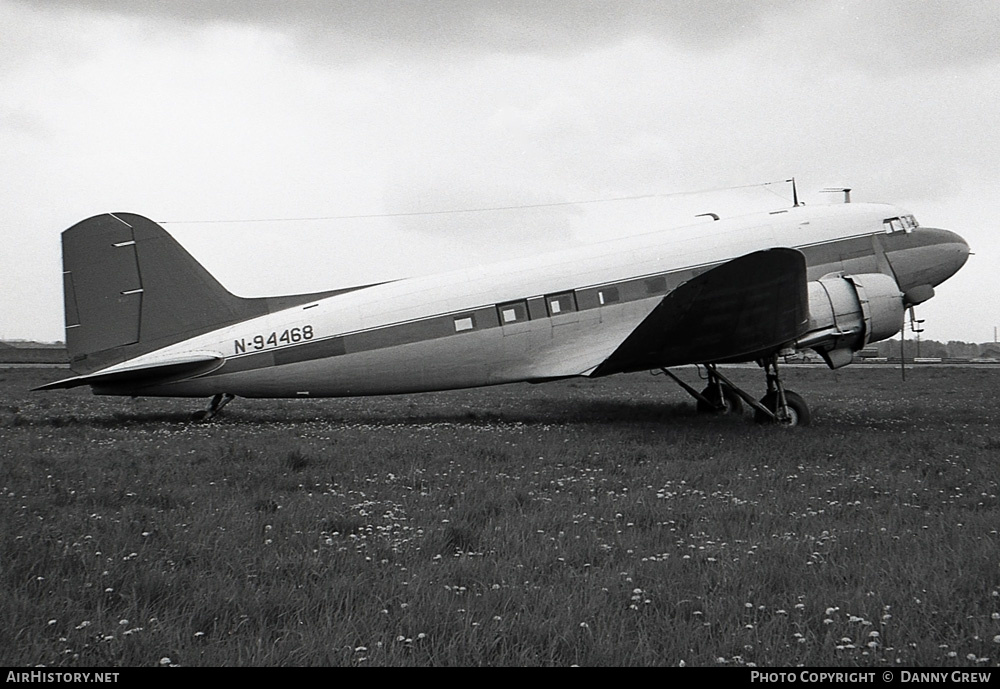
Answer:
(697, 384, 744, 416)
(754, 390, 810, 426)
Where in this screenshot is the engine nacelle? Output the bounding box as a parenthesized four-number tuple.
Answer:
(795, 273, 904, 368)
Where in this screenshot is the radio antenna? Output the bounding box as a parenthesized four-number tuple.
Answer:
(788, 178, 800, 207)
(821, 187, 852, 203)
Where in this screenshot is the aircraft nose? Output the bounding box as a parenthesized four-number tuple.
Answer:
(927, 227, 971, 281)
(882, 225, 971, 303)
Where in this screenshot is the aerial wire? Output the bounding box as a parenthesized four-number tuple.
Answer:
(158, 179, 795, 225)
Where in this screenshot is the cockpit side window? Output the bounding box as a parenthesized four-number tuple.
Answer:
(883, 216, 917, 234)
(884, 217, 903, 233)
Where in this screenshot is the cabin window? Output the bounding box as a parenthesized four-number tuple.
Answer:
(497, 300, 529, 324)
(597, 287, 620, 305)
(546, 292, 577, 316)
(453, 315, 475, 332)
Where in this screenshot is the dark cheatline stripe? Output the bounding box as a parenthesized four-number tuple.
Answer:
(212, 233, 875, 378)
(273, 337, 346, 366)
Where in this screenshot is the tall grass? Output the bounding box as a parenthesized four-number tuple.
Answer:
(1, 366, 998, 666)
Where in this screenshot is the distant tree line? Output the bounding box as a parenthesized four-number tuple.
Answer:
(875, 339, 1000, 361)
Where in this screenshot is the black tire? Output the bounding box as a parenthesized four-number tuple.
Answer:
(697, 384, 744, 416)
(754, 390, 810, 426)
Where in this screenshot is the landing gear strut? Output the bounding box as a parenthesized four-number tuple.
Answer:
(192, 393, 235, 422)
(659, 365, 743, 416)
(752, 356, 811, 426)
(660, 356, 811, 426)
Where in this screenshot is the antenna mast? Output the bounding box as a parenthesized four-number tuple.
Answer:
(788, 178, 799, 207)
(821, 187, 852, 203)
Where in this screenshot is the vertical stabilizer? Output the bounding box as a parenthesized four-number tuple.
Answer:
(61, 213, 268, 374)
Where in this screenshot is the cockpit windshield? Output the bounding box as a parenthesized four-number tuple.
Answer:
(883, 214, 919, 234)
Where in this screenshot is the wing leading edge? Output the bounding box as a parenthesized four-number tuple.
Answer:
(592, 248, 809, 376)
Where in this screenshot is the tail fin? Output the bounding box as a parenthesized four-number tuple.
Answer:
(62, 213, 270, 374)
(61, 212, 382, 376)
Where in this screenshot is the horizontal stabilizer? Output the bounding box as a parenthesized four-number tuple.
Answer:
(33, 355, 223, 391)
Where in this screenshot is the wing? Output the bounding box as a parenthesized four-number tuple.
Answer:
(592, 248, 809, 376)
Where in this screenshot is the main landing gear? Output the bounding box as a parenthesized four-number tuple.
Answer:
(661, 356, 811, 426)
(192, 393, 235, 422)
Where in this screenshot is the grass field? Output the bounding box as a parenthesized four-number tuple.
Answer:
(1, 365, 998, 667)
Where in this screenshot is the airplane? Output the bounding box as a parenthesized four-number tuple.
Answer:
(35, 194, 970, 426)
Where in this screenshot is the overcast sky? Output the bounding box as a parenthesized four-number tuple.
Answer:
(3, 0, 998, 344)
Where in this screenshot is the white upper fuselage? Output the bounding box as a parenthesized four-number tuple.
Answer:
(93, 202, 968, 398)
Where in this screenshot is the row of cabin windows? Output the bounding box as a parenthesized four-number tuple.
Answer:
(452, 286, 624, 332)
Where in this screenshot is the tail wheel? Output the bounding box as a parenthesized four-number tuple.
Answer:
(697, 384, 744, 416)
(754, 390, 810, 426)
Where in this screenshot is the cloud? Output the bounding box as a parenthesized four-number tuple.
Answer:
(8, 0, 804, 58)
(2, 0, 997, 342)
(12, 0, 1000, 73)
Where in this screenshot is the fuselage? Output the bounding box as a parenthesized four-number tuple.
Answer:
(94, 202, 969, 398)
